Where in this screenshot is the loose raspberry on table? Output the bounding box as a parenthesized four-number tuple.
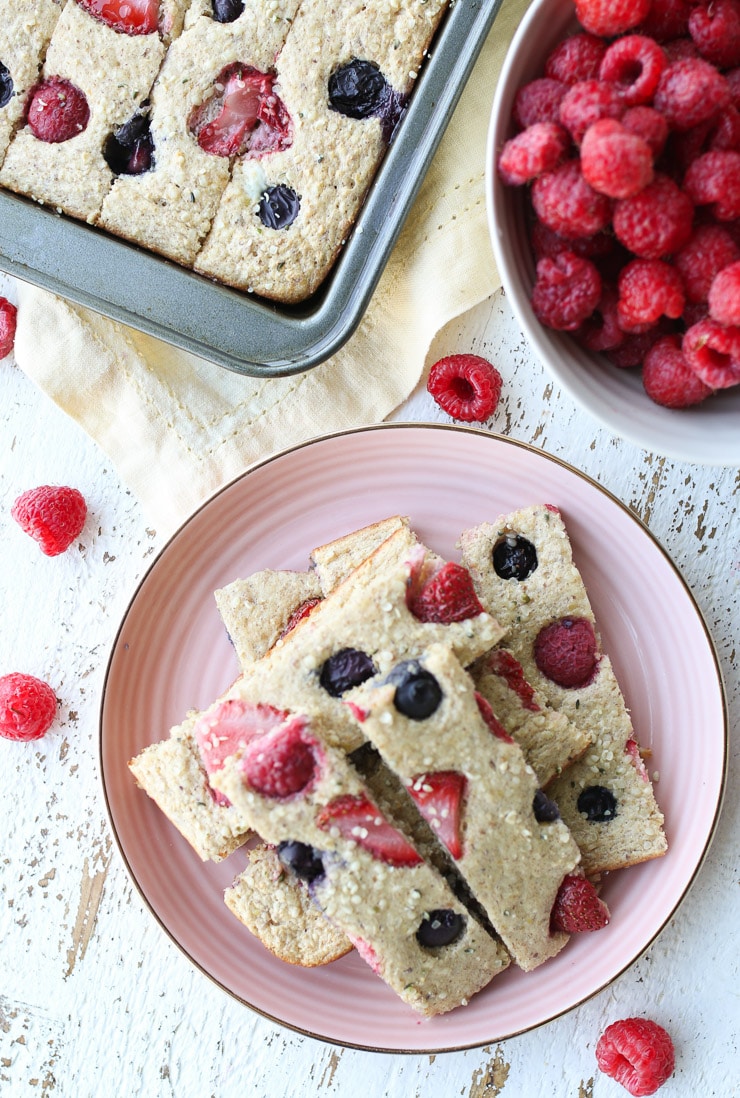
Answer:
(497, 122, 570, 186)
(532, 160, 612, 238)
(559, 79, 624, 144)
(621, 107, 668, 157)
(575, 284, 625, 352)
(596, 1017, 675, 1096)
(684, 150, 740, 220)
(0, 673, 57, 742)
(683, 317, 740, 387)
(637, 0, 693, 42)
(549, 874, 610, 932)
(427, 353, 502, 422)
(654, 58, 731, 132)
(613, 173, 694, 259)
(11, 485, 87, 556)
(675, 225, 740, 304)
(544, 33, 606, 85)
(643, 334, 713, 407)
(708, 260, 740, 326)
(27, 77, 90, 143)
(0, 297, 17, 358)
(689, 0, 740, 70)
(599, 35, 668, 108)
(617, 259, 685, 333)
(513, 78, 568, 129)
(575, 0, 650, 38)
(580, 119, 653, 199)
(531, 251, 602, 330)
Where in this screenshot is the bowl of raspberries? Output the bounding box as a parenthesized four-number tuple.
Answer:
(487, 0, 740, 465)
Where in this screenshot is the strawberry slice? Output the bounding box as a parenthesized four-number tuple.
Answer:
(474, 691, 515, 744)
(407, 771, 466, 858)
(407, 560, 485, 624)
(278, 596, 322, 641)
(192, 65, 291, 158)
(487, 649, 540, 712)
(316, 794, 422, 867)
(76, 0, 159, 35)
(193, 699, 288, 778)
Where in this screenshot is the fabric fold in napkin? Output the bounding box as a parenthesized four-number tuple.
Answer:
(14, 0, 529, 536)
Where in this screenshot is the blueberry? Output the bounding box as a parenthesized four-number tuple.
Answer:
(319, 648, 376, 697)
(0, 63, 12, 110)
(277, 840, 325, 883)
(104, 111, 154, 175)
(387, 661, 443, 721)
(328, 59, 390, 120)
(258, 184, 300, 230)
(533, 789, 560, 822)
(416, 909, 465, 949)
(492, 535, 538, 581)
(577, 785, 618, 822)
(212, 0, 244, 22)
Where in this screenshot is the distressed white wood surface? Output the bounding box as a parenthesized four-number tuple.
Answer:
(1, 272, 738, 1097)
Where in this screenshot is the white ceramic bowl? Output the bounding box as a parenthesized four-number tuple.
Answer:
(485, 0, 740, 466)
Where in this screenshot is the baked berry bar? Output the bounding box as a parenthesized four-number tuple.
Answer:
(0, 0, 63, 168)
(215, 567, 322, 670)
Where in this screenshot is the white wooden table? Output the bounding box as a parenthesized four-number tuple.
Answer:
(1, 272, 738, 1096)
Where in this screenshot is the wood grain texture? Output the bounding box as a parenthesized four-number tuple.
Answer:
(1, 274, 738, 1095)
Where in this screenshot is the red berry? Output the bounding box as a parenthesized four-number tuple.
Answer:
(407, 770, 467, 858)
(550, 874, 610, 932)
(190, 64, 291, 158)
(637, 0, 693, 42)
(642, 334, 712, 408)
(427, 353, 502, 422)
(241, 716, 321, 798)
(408, 561, 485, 624)
(575, 283, 625, 352)
(0, 673, 57, 741)
(662, 37, 700, 64)
(654, 58, 731, 132)
(708, 260, 740, 326)
(675, 225, 740, 304)
(606, 322, 673, 368)
(497, 122, 570, 186)
(613, 173, 694, 259)
(684, 150, 740, 220)
(689, 0, 740, 69)
(596, 1018, 675, 1096)
(486, 649, 540, 712)
(531, 221, 615, 261)
(617, 259, 685, 333)
(531, 251, 602, 331)
(194, 700, 289, 777)
(75, 0, 159, 35)
(544, 33, 607, 85)
(532, 160, 612, 239)
(474, 691, 515, 743)
(621, 106, 668, 158)
(278, 596, 322, 641)
(11, 485, 87, 556)
(683, 317, 740, 388)
(27, 78, 90, 143)
(559, 79, 624, 145)
(0, 297, 17, 358)
(534, 617, 599, 688)
(513, 78, 568, 129)
(316, 793, 423, 867)
(581, 119, 654, 200)
(575, 0, 650, 38)
(599, 35, 668, 108)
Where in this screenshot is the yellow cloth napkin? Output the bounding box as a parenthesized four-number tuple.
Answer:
(14, 0, 528, 536)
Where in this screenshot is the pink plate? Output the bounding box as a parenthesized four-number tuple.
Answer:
(100, 425, 727, 1052)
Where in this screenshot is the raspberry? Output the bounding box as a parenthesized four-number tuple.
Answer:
(575, 0, 650, 38)
(544, 33, 606, 85)
(530, 221, 615, 261)
(642, 334, 713, 407)
(684, 150, 740, 220)
(559, 79, 624, 144)
(599, 36, 668, 108)
(710, 105, 740, 152)
(613, 173, 694, 259)
(497, 122, 570, 186)
(532, 160, 612, 239)
(0, 297, 17, 358)
(534, 617, 599, 688)
(606, 324, 671, 368)
(0, 673, 57, 741)
(683, 317, 740, 387)
(689, 0, 740, 69)
(596, 1018, 675, 1096)
(708, 260, 740, 326)
(637, 0, 693, 42)
(241, 717, 321, 798)
(575, 284, 625, 352)
(531, 251, 602, 330)
(621, 107, 668, 157)
(513, 78, 568, 129)
(550, 874, 610, 932)
(617, 259, 685, 333)
(662, 38, 700, 64)
(427, 354, 502, 422)
(408, 561, 485, 623)
(581, 119, 654, 199)
(728, 66, 740, 107)
(27, 78, 90, 143)
(674, 225, 740, 304)
(11, 485, 87, 556)
(654, 58, 731, 132)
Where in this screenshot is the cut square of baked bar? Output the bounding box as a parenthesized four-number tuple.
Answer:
(458, 504, 667, 874)
(0, 0, 63, 167)
(215, 568, 322, 671)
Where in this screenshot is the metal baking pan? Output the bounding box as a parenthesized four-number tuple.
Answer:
(0, 0, 505, 378)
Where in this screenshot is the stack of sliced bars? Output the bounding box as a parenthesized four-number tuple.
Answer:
(129, 506, 667, 1016)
